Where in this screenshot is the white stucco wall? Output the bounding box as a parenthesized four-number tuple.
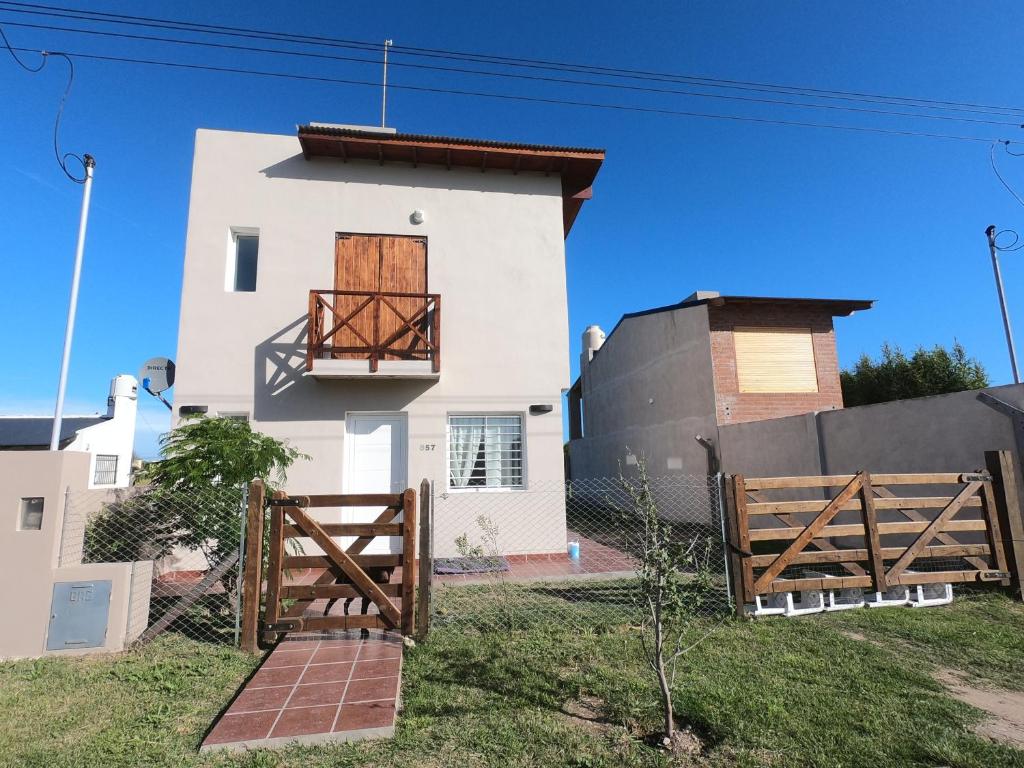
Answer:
(65, 375, 139, 488)
(173, 128, 573, 556)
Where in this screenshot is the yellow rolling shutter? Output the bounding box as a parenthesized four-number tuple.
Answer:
(733, 327, 818, 393)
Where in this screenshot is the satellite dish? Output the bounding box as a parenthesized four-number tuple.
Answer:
(139, 357, 175, 394)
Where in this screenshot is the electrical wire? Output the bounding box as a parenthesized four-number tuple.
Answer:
(0, 18, 41, 68)
(7, 43, 1018, 146)
(993, 229, 1024, 252)
(3, 18, 1023, 128)
(3, 1, 1024, 119)
(0, 24, 85, 181)
(990, 140, 1024, 211)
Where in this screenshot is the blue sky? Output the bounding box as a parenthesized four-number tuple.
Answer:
(3, 1, 1024, 458)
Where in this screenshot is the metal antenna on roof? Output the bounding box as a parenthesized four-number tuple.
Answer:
(381, 39, 393, 128)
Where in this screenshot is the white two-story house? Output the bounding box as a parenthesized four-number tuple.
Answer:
(172, 123, 604, 557)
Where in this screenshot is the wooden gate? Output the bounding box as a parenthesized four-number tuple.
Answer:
(239, 484, 419, 650)
(723, 450, 1024, 616)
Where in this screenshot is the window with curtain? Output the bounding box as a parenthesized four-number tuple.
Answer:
(448, 415, 524, 489)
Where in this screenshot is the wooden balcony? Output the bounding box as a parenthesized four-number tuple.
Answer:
(307, 290, 441, 379)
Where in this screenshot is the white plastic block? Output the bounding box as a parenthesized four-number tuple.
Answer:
(784, 589, 825, 617)
(865, 585, 910, 608)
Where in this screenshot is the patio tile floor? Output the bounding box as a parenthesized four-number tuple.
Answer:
(201, 633, 403, 752)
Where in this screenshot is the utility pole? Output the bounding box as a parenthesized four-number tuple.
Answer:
(381, 39, 393, 128)
(986, 224, 1021, 385)
(50, 154, 96, 450)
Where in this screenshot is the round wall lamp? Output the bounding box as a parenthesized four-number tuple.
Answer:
(410, 209, 426, 225)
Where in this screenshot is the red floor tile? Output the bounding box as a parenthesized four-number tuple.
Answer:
(344, 675, 399, 703)
(261, 649, 314, 668)
(300, 661, 353, 684)
(204, 710, 277, 745)
(287, 681, 347, 708)
(270, 705, 339, 738)
(335, 701, 396, 732)
(350, 658, 401, 679)
(357, 643, 402, 661)
(249, 665, 305, 688)
(228, 685, 293, 714)
(311, 645, 359, 664)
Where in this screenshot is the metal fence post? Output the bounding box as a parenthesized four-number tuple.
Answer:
(233, 483, 248, 647)
(715, 472, 734, 613)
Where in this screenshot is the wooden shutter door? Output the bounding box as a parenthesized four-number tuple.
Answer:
(333, 235, 381, 359)
(379, 236, 428, 359)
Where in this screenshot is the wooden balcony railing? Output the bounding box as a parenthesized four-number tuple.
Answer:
(307, 290, 441, 373)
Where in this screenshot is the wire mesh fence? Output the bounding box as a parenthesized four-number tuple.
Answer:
(429, 474, 732, 632)
(61, 485, 248, 646)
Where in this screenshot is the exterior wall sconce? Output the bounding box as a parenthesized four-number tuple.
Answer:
(410, 209, 426, 225)
(529, 404, 553, 415)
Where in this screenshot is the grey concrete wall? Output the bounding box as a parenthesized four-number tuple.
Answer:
(718, 383, 1024, 480)
(569, 304, 718, 479)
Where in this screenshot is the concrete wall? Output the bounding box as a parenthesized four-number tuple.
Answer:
(718, 383, 1024, 480)
(0, 451, 151, 659)
(569, 303, 719, 479)
(173, 129, 573, 555)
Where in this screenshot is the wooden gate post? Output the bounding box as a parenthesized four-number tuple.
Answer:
(985, 450, 1024, 598)
(240, 479, 266, 653)
(417, 478, 432, 639)
(400, 488, 418, 636)
(723, 476, 749, 617)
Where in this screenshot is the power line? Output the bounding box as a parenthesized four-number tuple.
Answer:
(990, 140, 1024, 212)
(0, 23, 85, 181)
(3, 0, 1024, 119)
(5, 42, 1017, 146)
(3, 18, 1023, 129)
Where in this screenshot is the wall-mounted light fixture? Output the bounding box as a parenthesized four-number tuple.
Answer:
(410, 209, 426, 225)
(529, 404, 554, 415)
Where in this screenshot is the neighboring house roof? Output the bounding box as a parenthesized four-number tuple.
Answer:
(0, 416, 109, 449)
(620, 294, 875, 326)
(586, 293, 875, 373)
(296, 124, 606, 236)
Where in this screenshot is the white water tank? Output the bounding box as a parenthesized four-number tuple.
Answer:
(581, 325, 606, 365)
(109, 374, 138, 401)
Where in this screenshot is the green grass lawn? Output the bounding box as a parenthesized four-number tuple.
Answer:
(1, 592, 1022, 767)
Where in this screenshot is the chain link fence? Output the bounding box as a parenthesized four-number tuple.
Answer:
(429, 474, 731, 632)
(61, 485, 249, 646)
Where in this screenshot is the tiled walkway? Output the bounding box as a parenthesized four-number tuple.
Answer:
(201, 633, 403, 752)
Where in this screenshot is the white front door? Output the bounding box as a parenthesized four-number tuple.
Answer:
(343, 413, 407, 554)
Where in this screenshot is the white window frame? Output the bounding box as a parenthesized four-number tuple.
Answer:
(93, 454, 119, 486)
(445, 412, 527, 493)
(225, 227, 260, 293)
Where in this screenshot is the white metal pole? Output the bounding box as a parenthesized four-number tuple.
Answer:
(50, 154, 96, 450)
(381, 39, 393, 128)
(985, 225, 1021, 385)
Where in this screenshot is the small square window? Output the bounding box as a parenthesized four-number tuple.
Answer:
(94, 455, 118, 485)
(230, 232, 259, 292)
(19, 497, 44, 530)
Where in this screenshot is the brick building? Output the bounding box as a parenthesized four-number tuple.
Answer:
(566, 291, 872, 479)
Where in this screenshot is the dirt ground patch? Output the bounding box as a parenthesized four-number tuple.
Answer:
(842, 629, 1024, 748)
(933, 669, 1024, 748)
